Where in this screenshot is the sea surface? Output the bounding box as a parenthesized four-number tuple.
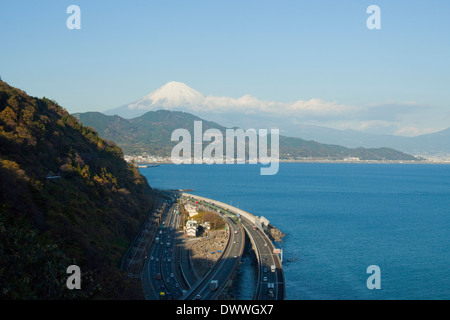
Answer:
(140, 163, 450, 300)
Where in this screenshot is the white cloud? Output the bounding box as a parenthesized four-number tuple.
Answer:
(194, 94, 356, 119)
(173, 94, 426, 124)
(394, 126, 441, 137)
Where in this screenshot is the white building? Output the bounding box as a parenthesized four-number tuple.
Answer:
(186, 220, 198, 237)
(185, 204, 198, 217)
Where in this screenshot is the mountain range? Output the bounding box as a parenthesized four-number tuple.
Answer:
(75, 110, 419, 161)
(104, 82, 449, 157)
(277, 124, 450, 158)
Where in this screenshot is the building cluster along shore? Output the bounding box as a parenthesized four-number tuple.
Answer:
(125, 154, 450, 165)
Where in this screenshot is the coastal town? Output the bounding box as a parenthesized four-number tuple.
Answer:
(124, 153, 450, 165)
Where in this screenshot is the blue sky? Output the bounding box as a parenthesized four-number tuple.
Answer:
(1, 1, 449, 135)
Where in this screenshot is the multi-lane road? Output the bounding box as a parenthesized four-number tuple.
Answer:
(182, 209, 245, 300)
(140, 193, 284, 300)
(240, 217, 284, 300)
(142, 202, 184, 300)
(196, 200, 284, 300)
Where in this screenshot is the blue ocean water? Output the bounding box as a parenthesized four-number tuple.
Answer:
(140, 163, 450, 300)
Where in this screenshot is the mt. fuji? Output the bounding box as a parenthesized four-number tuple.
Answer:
(144, 81, 204, 106)
(104, 81, 205, 119)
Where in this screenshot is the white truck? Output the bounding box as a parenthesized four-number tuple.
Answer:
(271, 264, 276, 273)
(210, 280, 218, 291)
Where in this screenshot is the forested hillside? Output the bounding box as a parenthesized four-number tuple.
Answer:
(0, 81, 157, 299)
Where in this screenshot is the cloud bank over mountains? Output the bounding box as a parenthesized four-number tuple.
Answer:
(105, 81, 445, 137)
(108, 81, 355, 119)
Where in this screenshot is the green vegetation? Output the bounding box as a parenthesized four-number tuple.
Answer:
(75, 110, 418, 161)
(0, 80, 157, 299)
(179, 203, 226, 235)
(190, 211, 226, 231)
(74, 110, 223, 156)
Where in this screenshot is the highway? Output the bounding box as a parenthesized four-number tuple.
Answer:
(182, 194, 285, 300)
(182, 208, 245, 300)
(240, 217, 284, 300)
(142, 196, 246, 300)
(142, 201, 185, 300)
(141, 192, 284, 300)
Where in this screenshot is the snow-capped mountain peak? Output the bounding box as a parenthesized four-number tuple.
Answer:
(136, 81, 204, 108)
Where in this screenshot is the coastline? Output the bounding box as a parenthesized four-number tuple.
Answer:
(134, 159, 450, 165)
(278, 159, 450, 164)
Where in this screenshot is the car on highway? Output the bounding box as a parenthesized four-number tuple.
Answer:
(263, 277, 267, 282)
(264, 268, 267, 273)
(267, 283, 275, 298)
(170, 273, 174, 278)
(234, 230, 238, 234)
